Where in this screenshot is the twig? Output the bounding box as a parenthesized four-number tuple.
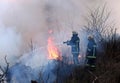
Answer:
(87, 70, 98, 83)
(87, 69, 110, 83)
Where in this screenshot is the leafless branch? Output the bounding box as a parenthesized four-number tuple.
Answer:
(0, 56, 9, 83)
(83, 4, 116, 43)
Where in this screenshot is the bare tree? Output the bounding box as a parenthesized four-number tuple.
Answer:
(0, 56, 9, 83)
(83, 4, 116, 42)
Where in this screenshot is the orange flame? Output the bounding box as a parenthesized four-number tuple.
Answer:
(47, 37, 62, 60)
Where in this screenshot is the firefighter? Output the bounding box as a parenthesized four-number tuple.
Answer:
(63, 31, 80, 65)
(86, 35, 97, 69)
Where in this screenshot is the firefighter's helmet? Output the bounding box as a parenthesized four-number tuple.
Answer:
(88, 35, 94, 40)
(72, 31, 78, 35)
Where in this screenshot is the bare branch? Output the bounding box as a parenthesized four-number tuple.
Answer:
(0, 56, 9, 82)
(83, 3, 115, 43)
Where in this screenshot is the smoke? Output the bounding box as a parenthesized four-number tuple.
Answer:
(0, 0, 120, 82)
(0, 22, 22, 66)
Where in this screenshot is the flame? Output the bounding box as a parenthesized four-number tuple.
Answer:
(47, 37, 62, 60)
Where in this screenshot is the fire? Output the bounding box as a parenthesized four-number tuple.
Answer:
(47, 37, 62, 60)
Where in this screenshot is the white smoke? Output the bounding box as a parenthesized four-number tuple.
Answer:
(0, 23, 22, 66)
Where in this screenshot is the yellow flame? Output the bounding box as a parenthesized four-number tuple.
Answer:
(47, 37, 62, 60)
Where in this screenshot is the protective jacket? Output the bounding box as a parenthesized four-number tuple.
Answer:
(86, 39, 97, 59)
(67, 34, 80, 55)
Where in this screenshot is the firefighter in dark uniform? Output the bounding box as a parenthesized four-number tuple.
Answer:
(86, 35, 97, 68)
(63, 31, 80, 65)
